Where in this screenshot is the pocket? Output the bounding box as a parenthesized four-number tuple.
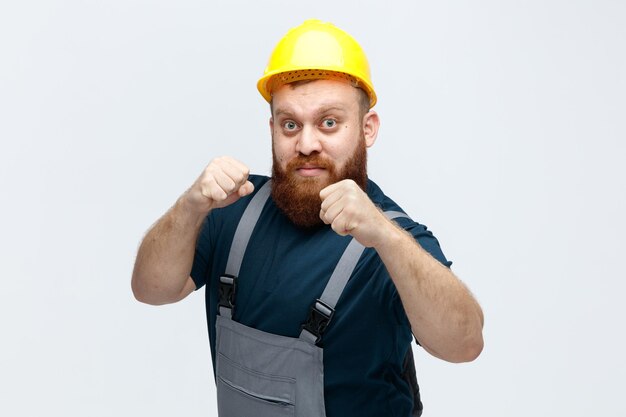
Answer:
(218, 376, 295, 417)
(216, 352, 296, 417)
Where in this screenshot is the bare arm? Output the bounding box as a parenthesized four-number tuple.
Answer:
(131, 157, 254, 305)
(131, 198, 205, 305)
(320, 180, 484, 363)
(372, 222, 484, 362)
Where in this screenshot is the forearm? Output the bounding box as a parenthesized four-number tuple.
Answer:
(131, 157, 253, 305)
(374, 222, 484, 363)
(131, 197, 206, 305)
(318, 180, 484, 362)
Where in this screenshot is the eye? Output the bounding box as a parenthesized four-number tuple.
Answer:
(283, 120, 298, 130)
(322, 119, 337, 128)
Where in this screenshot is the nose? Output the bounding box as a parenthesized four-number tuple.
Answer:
(295, 125, 322, 155)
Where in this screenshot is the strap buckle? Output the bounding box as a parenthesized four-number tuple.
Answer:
(301, 299, 335, 345)
(218, 275, 237, 311)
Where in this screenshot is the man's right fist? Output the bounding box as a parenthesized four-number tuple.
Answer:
(183, 157, 254, 214)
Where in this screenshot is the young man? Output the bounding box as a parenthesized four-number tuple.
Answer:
(132, 19, 483, 417)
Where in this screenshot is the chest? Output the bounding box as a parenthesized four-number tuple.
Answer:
(230, 217, 352, 336)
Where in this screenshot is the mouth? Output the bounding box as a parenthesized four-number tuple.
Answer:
(296, 165, 326, 177)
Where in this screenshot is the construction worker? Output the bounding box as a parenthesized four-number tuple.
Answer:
(132, 19, 484, 417)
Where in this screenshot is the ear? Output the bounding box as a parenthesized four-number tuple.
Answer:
(269, 116, 274, 136)
(362, 110, 380, 148)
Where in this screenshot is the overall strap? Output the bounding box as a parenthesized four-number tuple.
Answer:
(300, 210, 411, 345)
(218, 180, 272, 319)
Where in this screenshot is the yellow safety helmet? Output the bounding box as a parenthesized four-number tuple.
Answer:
(257, 19, 377, 108)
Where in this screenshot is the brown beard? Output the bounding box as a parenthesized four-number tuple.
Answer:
(271, 140, 368, 228)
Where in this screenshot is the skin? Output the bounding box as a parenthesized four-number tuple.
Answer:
(132, 79, 484, 362)
(131, 156, 254, 305)
(270, 80, 376, 175)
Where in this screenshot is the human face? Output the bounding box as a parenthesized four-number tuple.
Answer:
(269, 79, 379, 227)
(270, 79, 378, 180)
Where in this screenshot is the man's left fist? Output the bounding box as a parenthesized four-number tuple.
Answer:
(319, 179, 390, 248)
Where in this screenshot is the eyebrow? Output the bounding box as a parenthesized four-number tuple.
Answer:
(274, 105, 348, 119)
(315, 106, 347, 116)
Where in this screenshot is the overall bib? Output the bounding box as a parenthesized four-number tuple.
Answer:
(214, 180, 419, 417)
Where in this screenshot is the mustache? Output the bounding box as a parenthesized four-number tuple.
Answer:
(286, 154, 333, 170)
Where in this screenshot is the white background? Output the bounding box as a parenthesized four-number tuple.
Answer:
(1, 1, 625, 416)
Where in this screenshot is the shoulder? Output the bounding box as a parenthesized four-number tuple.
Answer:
(366, 178, 403, 213)
(367, 178, 453, 268)
(248, 174, 271, 189)
(366, 178, 412, 226)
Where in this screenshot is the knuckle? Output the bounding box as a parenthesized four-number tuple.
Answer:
(204, 164, 218, 178)
(232, 172, 245, 184)
(202, 180, 222, 201)
(224, 179, 237, 193)
(211, 187, 226, 201)
(209, 156, 227, 170)
(342, 205, 355, 218)
(202, 176, 217, 189)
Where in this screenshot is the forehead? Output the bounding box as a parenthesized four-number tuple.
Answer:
(271, 79, 361, 116)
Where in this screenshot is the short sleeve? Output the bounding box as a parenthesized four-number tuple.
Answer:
(399, 218, 452, 268)
(190, 215, 216, 290)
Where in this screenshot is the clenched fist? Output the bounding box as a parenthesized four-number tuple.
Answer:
(319, 179, 392, 248)
(183, 156, 254, 214)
